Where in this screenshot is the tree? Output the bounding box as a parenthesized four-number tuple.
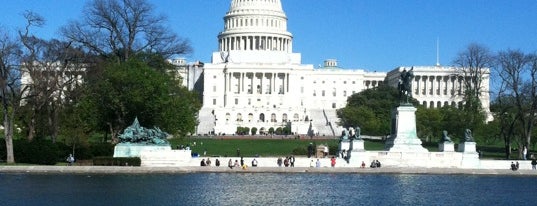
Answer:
(18, 11, 88, 142)
(79, 59, 200, 141)
(337, 84, 405, 135)
(495, 49, 537, 159)
(453, 43, 492, 128)
(415, 107, 442, 142)
(60, 0, 191, 62)
(0, 29, 22, 163)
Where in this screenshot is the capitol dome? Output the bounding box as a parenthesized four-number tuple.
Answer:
(218, 0, 293, 53)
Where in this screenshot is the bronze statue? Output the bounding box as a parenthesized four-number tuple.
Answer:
(440, 130, 452, 143)
(354, 126, 362, 140)
(464, 129, 474, 142)
(398, 67, 414, 104)
(118, 117, 170, 145)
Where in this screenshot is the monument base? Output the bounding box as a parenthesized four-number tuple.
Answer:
(458, 142, 477, 153)
(439, 142, 455, 152)
(351, 139, 365, 151)
(113, 143, 172, 157)
(385, 105, 428, 152)
(339, 140, 351, 152)
(457, 142, 479, 168)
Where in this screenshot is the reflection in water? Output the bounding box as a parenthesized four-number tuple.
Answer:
(1, 173, 537, 206)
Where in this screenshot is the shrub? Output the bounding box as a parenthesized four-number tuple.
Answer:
(14, 139, 61, 165)
(90, 142, 115, 157)
(251, 127, 258, 135)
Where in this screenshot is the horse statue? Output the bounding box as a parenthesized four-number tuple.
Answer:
(398, 67, 414, 104)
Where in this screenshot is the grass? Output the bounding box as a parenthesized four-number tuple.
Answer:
(169, 138, 339, 157)
(169, 137, 515, 160)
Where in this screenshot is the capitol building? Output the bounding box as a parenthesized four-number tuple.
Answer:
(171, 0, 491, 136)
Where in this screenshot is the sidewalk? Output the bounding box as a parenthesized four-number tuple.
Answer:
(1, 165, 537, 176)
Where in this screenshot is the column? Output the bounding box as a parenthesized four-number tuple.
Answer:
(415, 76, 420, 96)
(241, 73, 245, 93)
(286, 73, 289, 93)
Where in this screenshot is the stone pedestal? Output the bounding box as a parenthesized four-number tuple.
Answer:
(351, 139, 365, 151)
(385, 105, 428, 152)
(439, 142, 455, 152)
(339, 140, 351, 152)
(113, 143, 172, 157)
(458, 142, 479, 168)
(458, 142, 477, 153)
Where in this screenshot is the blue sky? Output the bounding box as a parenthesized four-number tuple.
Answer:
(1, 0, 536, 72)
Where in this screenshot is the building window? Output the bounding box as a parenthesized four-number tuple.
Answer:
(213, 75, 216, 79)
(248, 99, 251, 105)
(322, 90, 325, 96)
(332, 103, 336, 108)
(343, 91, 347, 97)
(213, 86, 217, 92)
(235, 98, 238, 105)
(344, 81, 347, 84)
(213, 99, 216, 105)
(352, 81, 355, 84)
(301, 87, 304, 94)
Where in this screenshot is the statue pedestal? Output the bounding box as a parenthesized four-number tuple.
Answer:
(457, 142, 479, 168)
(438, 142, 455, 152)
(458, 142, 477, 153)
(113, 143, 172, 157)
(351, 139, 365, 151)
(339, 140, 351, 152)
(385, 105, 428, 152)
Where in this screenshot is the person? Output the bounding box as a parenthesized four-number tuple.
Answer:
(330, 156, 336, 167)
(316, 159, 321, 168)
(376, 160, 381, 168)
(277, 157, 283, 167)
(370, 160, 377, 168)
(290, 155, 295, 167)
(228, 159, 234, 169)
(234, 160, 240, 168)
(516, 161, 520, 170)
(284, 157, 289, 167)
(510, 162, 517, 171)
(361, 161, 366, 168)
(215, 159, 220, 167)
(310, 160, 314, 167)
(241, 163, 248, 170)
(200, 159, 206, 166)
(532, 158, 537, 170)
(523, 146, 528, 160)
(240, 157, 244, 166)
(323, 145, 329, 158)
(66, 154, 75, 166)
(206, 158, 212, 166)
(252, 158, 258, 167)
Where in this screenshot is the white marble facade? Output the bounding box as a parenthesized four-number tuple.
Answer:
(171, 0, 492, 136)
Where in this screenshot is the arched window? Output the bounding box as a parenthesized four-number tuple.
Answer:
(259, 113, 265, 122)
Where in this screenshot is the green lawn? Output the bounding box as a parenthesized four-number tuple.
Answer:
(169, 137, 512, 159)
(169, 138, 339, 157)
